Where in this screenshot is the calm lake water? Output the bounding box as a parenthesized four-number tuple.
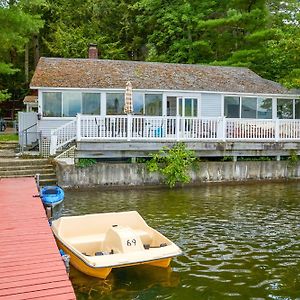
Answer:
(59, 182, 300, 300)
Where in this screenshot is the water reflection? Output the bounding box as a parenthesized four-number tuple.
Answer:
(60, 182, 300, 299)
(71, 265, 180, 300)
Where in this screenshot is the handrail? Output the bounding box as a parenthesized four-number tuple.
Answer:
(19, 123, 39, 152)
(55, 145, 76, 161)
(21, 122, 37, 134)
(50, 120, 76, 155)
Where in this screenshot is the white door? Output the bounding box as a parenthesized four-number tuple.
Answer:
(166, 96, 198, 117)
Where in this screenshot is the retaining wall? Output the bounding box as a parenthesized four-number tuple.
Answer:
(56, 161, 300, 188)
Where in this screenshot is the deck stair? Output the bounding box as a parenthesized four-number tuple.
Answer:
(0, 140, 57, 186)
(0, 158, 57, 186)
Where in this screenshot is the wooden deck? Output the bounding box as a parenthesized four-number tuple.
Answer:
(48, 115, 300, 158)
(0, 177, 76, 300)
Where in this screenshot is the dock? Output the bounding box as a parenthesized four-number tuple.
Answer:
(0, 177, 76, 300)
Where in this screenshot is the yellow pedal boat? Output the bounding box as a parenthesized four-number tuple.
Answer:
(51, 211, 182, 279)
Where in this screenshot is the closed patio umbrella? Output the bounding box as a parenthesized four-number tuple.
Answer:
(124, 81, 133, 114)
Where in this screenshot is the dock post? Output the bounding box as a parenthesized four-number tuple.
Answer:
(46, 206, 53, 219)
(35, 173, 40, 189)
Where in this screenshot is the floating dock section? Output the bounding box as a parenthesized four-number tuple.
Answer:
(0, 177, 76, 300)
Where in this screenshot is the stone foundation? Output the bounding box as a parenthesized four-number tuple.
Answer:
(56, 161, 300, 188)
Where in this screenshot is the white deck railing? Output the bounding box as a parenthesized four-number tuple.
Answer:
(78, 115, 221, 141)
(50, 120, 76, 155)
(49, 114, 300, 154)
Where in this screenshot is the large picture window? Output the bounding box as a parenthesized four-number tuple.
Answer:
(42, 92, 62, 117)
(145, 94, 162, 116)
(225, 96, 272, 119)
(106, 93, 125, 115)
(82, 93, 101, 115)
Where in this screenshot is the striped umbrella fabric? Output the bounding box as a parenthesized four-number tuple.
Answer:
(124, 81, 133, 114)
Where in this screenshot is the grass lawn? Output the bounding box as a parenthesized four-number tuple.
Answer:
(0, 134, 18, 141)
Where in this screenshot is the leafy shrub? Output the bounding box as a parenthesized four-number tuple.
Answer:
(147, 143, 196, 188)
(288, 150, 299, 167)
(76, 158, 97, 168)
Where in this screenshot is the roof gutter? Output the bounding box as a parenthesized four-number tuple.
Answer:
(29, 86, 300, 98)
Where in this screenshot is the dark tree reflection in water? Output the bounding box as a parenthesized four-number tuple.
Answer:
(58, 182, 300, 299)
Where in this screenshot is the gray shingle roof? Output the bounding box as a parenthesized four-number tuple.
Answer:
(30, 57, 289, 95)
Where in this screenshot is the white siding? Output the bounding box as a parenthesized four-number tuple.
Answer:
(201, 93, 222, 117)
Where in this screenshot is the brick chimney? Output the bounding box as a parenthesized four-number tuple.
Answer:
(88, 43, 98, 59)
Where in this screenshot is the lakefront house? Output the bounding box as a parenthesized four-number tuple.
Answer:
(20, 45, 300, 159)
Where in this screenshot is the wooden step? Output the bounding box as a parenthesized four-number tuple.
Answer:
(0, 171, 56, 178)
(0, 150, 17, 157)
(0, 165, 53, 172)
(0, 157, 57, 185)
(0, 158, 52, 166)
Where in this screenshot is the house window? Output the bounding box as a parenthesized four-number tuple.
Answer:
(277, 99, 293, 119)
(185, 98, 198, 117)
(145, 94, 162, 116)
(42, 92, 62, 117)
(295, 100, 300, 119)
(224, 96, 240, 118)
(133, 92, 144, 114)
(106, 93, 125, 115)
(82, 93, 101, 115)
(241, 97, 257, 118)
(178, 98, 198, 117)
(225, 96, 272, 119)
(257, 98, 272, 119)
(63, 92, 81, 117)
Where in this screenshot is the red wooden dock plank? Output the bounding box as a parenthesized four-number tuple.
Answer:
(0, 258, 68, 279)
(0, 234, 56, 243)
(0, 269, 68, 284)
(0, 177, 76, 300)
(0, 230, 49, 236)
(0, 279, 72, 296)
(0, 274, 68, 291)
(0, 242, 59, 254)
(0, 255, 61, 268)
(0, 260, 65, 274)
(0, 248, 58, 260)
(0, 286, 76, 300)
(38, 293, 76, 300)
(0, 216, 49, 223)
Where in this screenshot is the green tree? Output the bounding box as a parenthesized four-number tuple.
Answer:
(43, 0, 138, 59)
(1, 0, 299, 105)
(133, 0, 271, 63)
(218, 0, 300, 88)
(0, 0, 44, 101)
